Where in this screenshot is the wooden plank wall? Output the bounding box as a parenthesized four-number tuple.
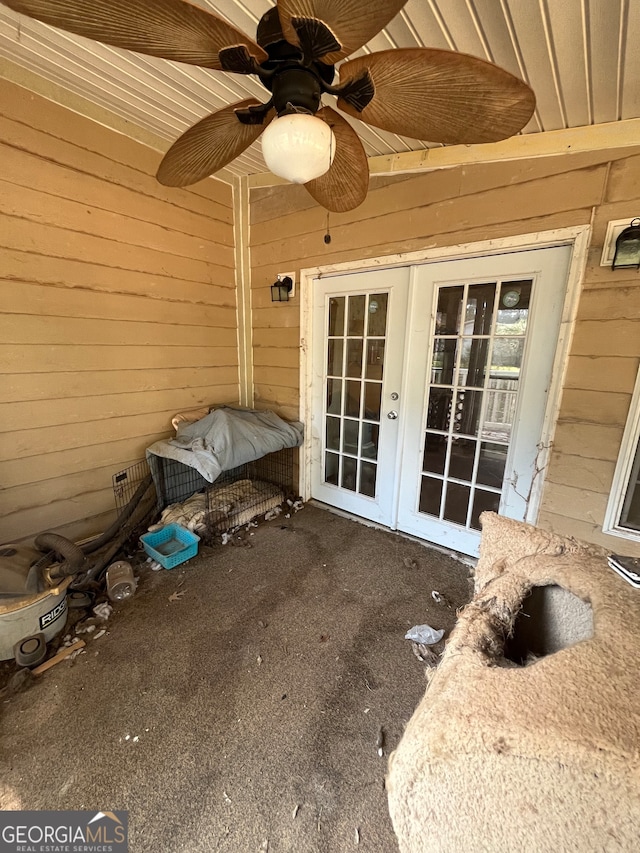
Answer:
(0, 80, 238, 544)
(249, 148, 640, 554)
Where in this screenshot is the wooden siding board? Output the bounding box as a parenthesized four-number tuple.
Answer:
(1, 250, 235, 300)
(1, 366, 237, 404)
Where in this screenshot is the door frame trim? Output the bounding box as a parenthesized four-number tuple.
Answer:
(298, 225, 591, 527)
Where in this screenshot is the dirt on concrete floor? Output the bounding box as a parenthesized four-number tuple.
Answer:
(0, 506, 472, 853)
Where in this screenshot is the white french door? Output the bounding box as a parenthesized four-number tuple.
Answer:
(310, 267, 410, 524)
(309, 246, 572, 556)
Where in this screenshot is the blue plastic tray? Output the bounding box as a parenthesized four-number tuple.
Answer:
(140, 523, 200, 570)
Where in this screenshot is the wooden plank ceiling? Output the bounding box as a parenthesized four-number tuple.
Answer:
(1, 0, 638, 180)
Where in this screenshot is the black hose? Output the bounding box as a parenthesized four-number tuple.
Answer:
(33, 532, 86, 579)
(81, 474, 154, 554)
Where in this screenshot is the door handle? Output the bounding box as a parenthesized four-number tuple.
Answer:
(387, 410, 399, 420)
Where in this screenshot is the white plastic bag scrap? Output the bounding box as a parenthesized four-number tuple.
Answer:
(405, 624, 445, 645)
(93, 602, 113, 621)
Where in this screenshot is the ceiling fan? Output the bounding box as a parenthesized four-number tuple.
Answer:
(3, 0, 536, 212)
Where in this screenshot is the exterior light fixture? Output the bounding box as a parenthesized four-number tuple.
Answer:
(612, 218, 640, 270)
(261, 114, 336, 184)
(271, 275, 293, 302)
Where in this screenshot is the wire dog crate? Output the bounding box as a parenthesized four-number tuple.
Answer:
(116, 449, 296, 543)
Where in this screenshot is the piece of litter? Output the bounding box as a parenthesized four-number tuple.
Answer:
(75, 623, 96, 635)
(94, 629, 106, 640)
(293, 500, 304, 511)
(221, 532, 231, 546)
(93, 602, 113, 621)
(223, 790, 231, 804)
(264, 507, 282, 521)
(403, 556, 419, 570)
(149, 560, 162, 572)
(257, 655, 263, 665)
(431, 590, 452, 607)
(364, 708, 370, 714)
(292, 804, 300, 819)
(125, 735, 130, 741)
(376, 727, 385, 757)
(258, 620, 268, 629)
(405, 624, 445, 645)
(133, 736, 139, 743)
(285, 513, 291, 519)
(412, 643, 441, 666)
(32, 640, 86, 676)
(260, 841, 269, 852)
(169, 590, 185, 602)
(355, 827, 361, 845)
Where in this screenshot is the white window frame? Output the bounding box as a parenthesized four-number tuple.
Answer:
(603, 367, 640, 542)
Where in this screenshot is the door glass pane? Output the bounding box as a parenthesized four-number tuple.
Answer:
(325, 452, 339, 485)
(466, 283, 496, 335)
(431, 339, 457, 385)
(436, 286, 463, 334)
(444, 482, 470, 525)
(427, 388, 453, 431)
(361, 423, 379, 459)
(423, 432, 447, 475)
(459, 338, 488, 388)
(359, 462, 377, 497)
(366, 340, 385, 380)
(449, 438, 476, 482)
(348, 295, 366, 336)
(364, 383, 382, 421)
(367, 293, 388, 336)
(346, 339, 363, 377)
(326, 379, 342, 415)
(343, 419, 359, 454)
(491, 337, 525, 372)
(496, 281, 532, 336)
(326, 417, 341, 451)
(327, 339, 343, 376)
(342, 456, 357, 491)
(453, 390, 482, 437)
(477, 443, 508, 487)
(344, 381, 361, 417)
(419, 476, 442, 516)
(471, 488, 501, 529)
(418, 278, 535, 531)
(328, 297, 345, 336)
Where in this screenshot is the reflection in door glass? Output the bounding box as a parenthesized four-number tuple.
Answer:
(367, 293, 388, 336)
(328, 297, 345, 336)
(436, 286, 463, 334)
(323, 291, 389, 500)
(419, 278, 533, 531)
(326, 378, 342, 415)
(431, 339, 457, 385)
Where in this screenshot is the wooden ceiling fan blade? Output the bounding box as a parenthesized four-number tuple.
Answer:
(157, 99, 273, 187)
(3, 0, 267, 69)
(337, 49, 536, 144)
(276, 0, 406, 64)
(304, 107, 368, 212)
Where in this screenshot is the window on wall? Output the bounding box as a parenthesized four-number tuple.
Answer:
(604, 368, 640, 541)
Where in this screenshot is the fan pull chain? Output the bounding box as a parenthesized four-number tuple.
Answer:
(324, 213, 332, 245)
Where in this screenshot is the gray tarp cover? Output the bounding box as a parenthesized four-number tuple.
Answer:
(146, 406, 304, 483)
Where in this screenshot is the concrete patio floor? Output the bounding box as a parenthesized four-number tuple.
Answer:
(0, 506, 471, 852)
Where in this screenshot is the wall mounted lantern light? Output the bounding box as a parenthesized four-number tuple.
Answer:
(271, 275, 293, 302)
(612, 218, 640, 271)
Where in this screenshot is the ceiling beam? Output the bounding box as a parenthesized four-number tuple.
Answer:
(247, 118, 640, 188)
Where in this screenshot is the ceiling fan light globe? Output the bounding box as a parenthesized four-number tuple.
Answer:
(262, 114, 336, 184)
